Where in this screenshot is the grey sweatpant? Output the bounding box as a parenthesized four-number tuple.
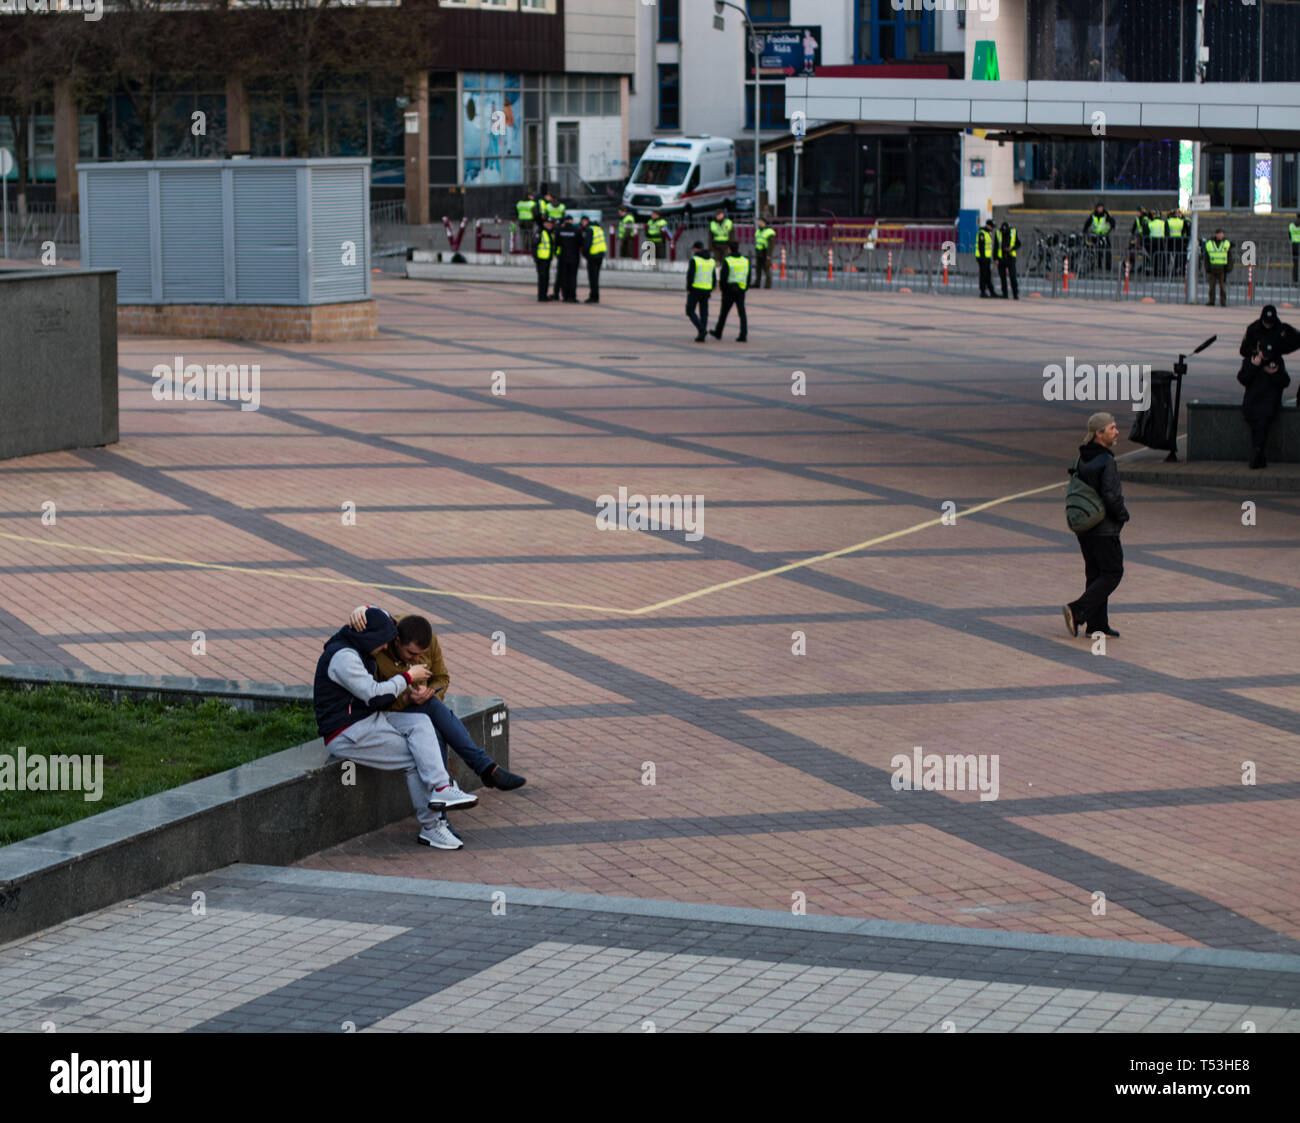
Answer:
(328, 711, 449, 831)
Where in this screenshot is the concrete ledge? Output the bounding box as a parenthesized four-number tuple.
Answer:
(1188, 400, 1300, 463)
(118, 300, 378, 342)
(0, 671, 507, 943)
(1119, 437, 1300, 490)
(406, 261, 688, 290)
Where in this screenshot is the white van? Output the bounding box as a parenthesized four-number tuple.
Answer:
(622, 136, 736, 219)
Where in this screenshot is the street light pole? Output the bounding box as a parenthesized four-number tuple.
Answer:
(1187, 0, 1205, 304)
(714, 0, 761, 229)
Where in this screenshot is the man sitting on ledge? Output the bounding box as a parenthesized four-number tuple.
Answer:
(315, 606, 477, 851)
(349, 606, 526, 805)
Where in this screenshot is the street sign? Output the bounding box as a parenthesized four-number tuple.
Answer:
(1189, 193, 1210, 211)
(793, 139, 803, 155)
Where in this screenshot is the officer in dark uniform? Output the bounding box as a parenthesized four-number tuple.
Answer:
(646, 210, 668, 261)
(709, 210, 733, 263)
(996, 221, 1019, 300)
(579, 215, 606, 303)
(617, 206, 636, 259)
(1083, 203, 1114, 272)
(1166, 209, 1187, 277)
(710, 249, 750, 342)
(534, 217, 555, 302)
(1289, 212, 1300, 284)
(754, 217, 775, 289)
(555, 215, 581, 303)
(1204, 228, 1231, 307)
(685, 241, 715, 342)
(515, 191, 538, 252)
(976, 219, 997, 298)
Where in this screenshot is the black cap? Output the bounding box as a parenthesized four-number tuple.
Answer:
(1261, 304, 1279, 326)
(984, 219, 994, 227)
(1000, 221, 1009, 229)
(692, 241, 705, 250)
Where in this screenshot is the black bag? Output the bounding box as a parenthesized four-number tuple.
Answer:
(1065, 458, 1106, 533)
(1129, 369, 1176, 450)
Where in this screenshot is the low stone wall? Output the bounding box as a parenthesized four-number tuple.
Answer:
(0, 268, 118, 461)
(119, 300, 377, 342)
(1188, 401, 1300, 462)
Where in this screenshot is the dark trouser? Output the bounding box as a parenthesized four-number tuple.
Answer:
(619, 234, 634, 259)
(977, 258, 995, 296)
(650, 239, 666, 260)
(535, 258, 552, 300)
(560, 261, 579, 301)
(714, 287, 747, 337)
(1207, 265, 1227, 306)
(1247, 413, 1276, 462)
(403, 696, 496, 778)
(755, 252, 772, 288)
(1292, 242, 1298, 284)
(712, 243, 728, 263)
(686, 290, 711, 336)
(997, 258, 1018, 298)
(1069, 534, 1123, 632)
(586, 253, 603, 301)
(1173, 238, 1187, 276)
(1097, 235, 1112, 272)
(552, 258, 563, 299)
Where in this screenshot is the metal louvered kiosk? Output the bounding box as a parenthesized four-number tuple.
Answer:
(78, 158, 375, 342)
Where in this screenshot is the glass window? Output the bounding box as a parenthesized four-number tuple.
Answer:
(658, 0, 679, 43)
(744, 82, 785, 130)
(603, 88, 620, 116)
(856, 0, 931, 63)
(748, 0, 790, 22)
(657, 65, 679, 130)
(632, 159, 689, 186)
(1263, 0, 1300, 81)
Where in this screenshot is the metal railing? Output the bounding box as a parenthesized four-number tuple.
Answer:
(1, 202, 80, 260)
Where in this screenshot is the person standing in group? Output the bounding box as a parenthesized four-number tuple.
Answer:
(1063, 413, 1129, 640)
(1083, 202, 1113, 272)
(1166, 208, 1187, 277)
(976, 219, 997, 298)
(579, 215, 606, 304)
(1147, 209, 1167, 277)
(555, 214, 581, 303)
(544, 193, 566, 225)
(533, 217, 556, 302)
(754, 217, 775, 289)
(515, 191, 538, 252)
(709, 209, 733, 263)
(685, 241, 715, 342)
(1205, 227, 1231, 307)
(646, 210, 669, 260)
(1290, 211, 1300, 284)
(1238, 343, 1290, 470)
(617, 206, 636, 258)
(710, 249, 749, 342)
(1129, 208, 1149, 274)
(996, 221, 1019, 300)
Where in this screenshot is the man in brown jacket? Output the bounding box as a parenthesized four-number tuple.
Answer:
(350, 606, 526, 807)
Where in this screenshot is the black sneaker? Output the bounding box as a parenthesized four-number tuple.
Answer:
(1062, 605, 1079, 638)
(1089, 626, 1120, 638)
(709, 328, 722, 339)
(482, 764, 527, 791)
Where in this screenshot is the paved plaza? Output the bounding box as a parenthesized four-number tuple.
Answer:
(2, 278, 1298, 1030)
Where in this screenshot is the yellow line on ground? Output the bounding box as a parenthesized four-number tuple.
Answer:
(0, 531, 641, 616)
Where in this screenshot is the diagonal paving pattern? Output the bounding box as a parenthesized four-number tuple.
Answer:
(2, 281, 1298, 984)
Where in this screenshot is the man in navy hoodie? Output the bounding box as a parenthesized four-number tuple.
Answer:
(1063, 412, 1129, 640)
(314, 607, 477, 850)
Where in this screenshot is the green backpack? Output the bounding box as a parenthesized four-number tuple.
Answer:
(1065, 457, 1106, 533)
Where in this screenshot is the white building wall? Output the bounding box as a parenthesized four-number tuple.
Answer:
(564, 0, 637, 74)
(960, 0, 1024, 219)
(548, 115, 626, 183)
(790, 0, 853, 67)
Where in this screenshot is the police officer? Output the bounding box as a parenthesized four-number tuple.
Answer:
(1083, 203, 1113, 272)
(544, 193, 566, 226)
(516, 191, 538, 251)
(534, 217, 555, 302)
(976, 219, 997, 298)
(754, 217, 775, 289)
(555, 214, 581, 303)
(1204, 227, 1231, 307)
(1289, 211, 1300, 284)
(579, 215, 606, 303)
(1166, 208, 1187, 277)
(996, 221, 1019, 300)
(685, 241, 715, 342)
(709, 209, 733, 263)
(710, 249, 750, 342)
(646, 210, 668, 261)
(1147, 209, 1167, 277)
(1130, 208, 1150, 274)
(617, 206, 636, 259)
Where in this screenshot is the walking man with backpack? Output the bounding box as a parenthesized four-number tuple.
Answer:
(1063, 412, 1129, 639)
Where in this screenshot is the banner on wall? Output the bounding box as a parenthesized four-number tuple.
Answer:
(462, 73, 522, 186)
(749, 27, 821, 77)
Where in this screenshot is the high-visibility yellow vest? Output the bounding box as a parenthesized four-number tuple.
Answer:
(1289, 222, 1300, 244)
(997, 228, 1018, 258)
(535, 230, 553, 260)
(691, 257, 716, 290)
(516, 199, 537, 221)
(618, 214, 635, 235)
(755, 226, 775, 252)
(587, 224, 607, 255)
(546, 201, 566, 220)
(1166, 216, 1185, 237)
(709, 218, 733, 243)
(724, 254, 749, 289)
(646, 218, 667, 241)
(1206, 239, 1230, 266)
(1089, 214, 1111, 236)
(976, 228, 994, 259)
(1148, 218, 1166, 238)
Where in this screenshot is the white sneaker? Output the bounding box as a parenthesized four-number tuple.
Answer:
(428, 782, 478, 811)
(417, 820, 463, 850)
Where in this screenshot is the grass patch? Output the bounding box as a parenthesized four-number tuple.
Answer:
(0, 684, 318, 847)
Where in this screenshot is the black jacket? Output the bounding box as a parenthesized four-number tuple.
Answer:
(313, 608, 398, 739)
(1237, 357, 1291, 421)
(1074, 440, 1129, 536)
(555, 226, 581, 263)
(1239, 318, 1300, 361)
